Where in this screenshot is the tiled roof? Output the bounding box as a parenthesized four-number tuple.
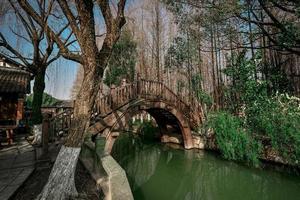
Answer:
(54, 100, 74, 108)
(0, 66, 31, 93)
(0, 53, 25, 68)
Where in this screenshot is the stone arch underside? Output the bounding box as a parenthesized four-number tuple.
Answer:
(88, 99, 194, 153)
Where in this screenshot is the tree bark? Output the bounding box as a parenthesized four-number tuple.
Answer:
(154, 0, 161, 82)
(37, 146, 81, 200)
(210, 26, 217, 109)
(65, 62, 104, 147)
(37, 55, 107, 200)
(32, 68, 46, 125)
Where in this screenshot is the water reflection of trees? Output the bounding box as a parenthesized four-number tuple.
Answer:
(112, 134, 300, 200)
(111, 134, 161, 191)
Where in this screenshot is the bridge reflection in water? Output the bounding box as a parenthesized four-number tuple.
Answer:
(111, 134, 300, 200)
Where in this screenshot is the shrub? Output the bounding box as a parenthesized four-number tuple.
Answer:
(223, 51, 300, 165)
(246, 94, 300, 164)
(140, 121, 160, 141)
(208, 112, 261, 166)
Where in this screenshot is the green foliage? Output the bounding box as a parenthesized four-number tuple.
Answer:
(223, 51, 300, 165)
(130, 119, 160, 142)
(208, 112, 261, 166)
(163, 0, 300, 166)
(262, 64, 292, 94)
(277, 22, 300, 48)
(165, 36, 198, 70)
(223, 51, 291, 112)
(246, 94, 300, 164)
(223, 51, 267, 111)
(26, 92, 61, 108)
(191, 74, 212, 106)
(140, 121, 160, 142)
(104, 29, 137, 86)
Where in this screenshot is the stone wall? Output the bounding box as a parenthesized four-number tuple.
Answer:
(80, 139, 133, 200)
(160, 133, 208, 150)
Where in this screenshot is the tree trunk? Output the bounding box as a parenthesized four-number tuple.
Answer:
(32, 69, 46, 125)
(16, 0, 127, 199)
(210, 26, 217, 109)
(155, 0, 161, 82)
(37, 57, 105, 200)
(36, 146, 81, 200)
(65, 65, 103, 147)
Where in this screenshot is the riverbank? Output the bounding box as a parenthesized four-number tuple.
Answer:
(160, 131, 300, 171)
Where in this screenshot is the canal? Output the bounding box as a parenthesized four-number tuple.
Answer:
(111, 133, 300, 200)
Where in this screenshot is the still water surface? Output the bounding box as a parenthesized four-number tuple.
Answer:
(111, 134, 300, 200)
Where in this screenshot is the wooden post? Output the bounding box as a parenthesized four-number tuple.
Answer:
(16, 98, 24, 126)
(110, 85, 116, 110)
(42, 113, 50, 155)
(6, 129, 14, 145)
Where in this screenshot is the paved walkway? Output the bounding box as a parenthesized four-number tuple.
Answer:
(0, 136, 35, 200)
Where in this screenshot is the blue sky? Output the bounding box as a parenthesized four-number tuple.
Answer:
(0, 0, 137, 100)
(0, 9, 78, 100)
(43, 59, 78, 100)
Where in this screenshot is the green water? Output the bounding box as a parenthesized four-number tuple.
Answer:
(111, 134, 300, 200)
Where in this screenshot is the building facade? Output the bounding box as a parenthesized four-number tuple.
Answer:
(0, 54, 31, 128)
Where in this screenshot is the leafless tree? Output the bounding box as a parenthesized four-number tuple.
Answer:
(0, 0, 62, 124)
(15, 0, 127, 199)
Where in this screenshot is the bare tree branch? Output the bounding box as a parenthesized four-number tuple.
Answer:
(17, 0, 83, 63)
(57, 0, 80, 39)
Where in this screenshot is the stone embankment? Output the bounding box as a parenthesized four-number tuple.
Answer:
(160, 133, 206, 149)
(80, 137, 133, 200)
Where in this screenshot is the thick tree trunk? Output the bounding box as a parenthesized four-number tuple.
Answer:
(37, 146, 81, 200)
(17, 0, 127, 199)
(65, 66, 103, 147)
(38, 58, 105, 199)
(32, 69, 46, 125)
(210, 27, 217, 109)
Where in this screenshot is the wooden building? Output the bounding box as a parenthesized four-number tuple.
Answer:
(40, 100, 74, 118)
(0, 54, 31, 129)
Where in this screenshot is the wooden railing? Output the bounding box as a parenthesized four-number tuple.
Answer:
(138, 79, 203, 126)
(49, 109, 73, 140)
(92, 83, 137, 118)
(50, 78, 204, 134)
(91, 78, 203, 126)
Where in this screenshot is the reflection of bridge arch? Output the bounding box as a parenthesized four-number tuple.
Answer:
(102, 99, 194, 152)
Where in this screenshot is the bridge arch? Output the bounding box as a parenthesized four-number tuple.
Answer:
(102, 99, 194, 153)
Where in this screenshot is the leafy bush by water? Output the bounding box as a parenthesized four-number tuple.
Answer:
(208, 112, 262, 166)
(130, 119, 160, 141)
(246, 94, 300, 164)
(222, 51, 300, 166)
(140, 121, 160, 141)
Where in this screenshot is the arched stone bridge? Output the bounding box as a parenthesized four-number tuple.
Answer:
(51, 79, 204, 152)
